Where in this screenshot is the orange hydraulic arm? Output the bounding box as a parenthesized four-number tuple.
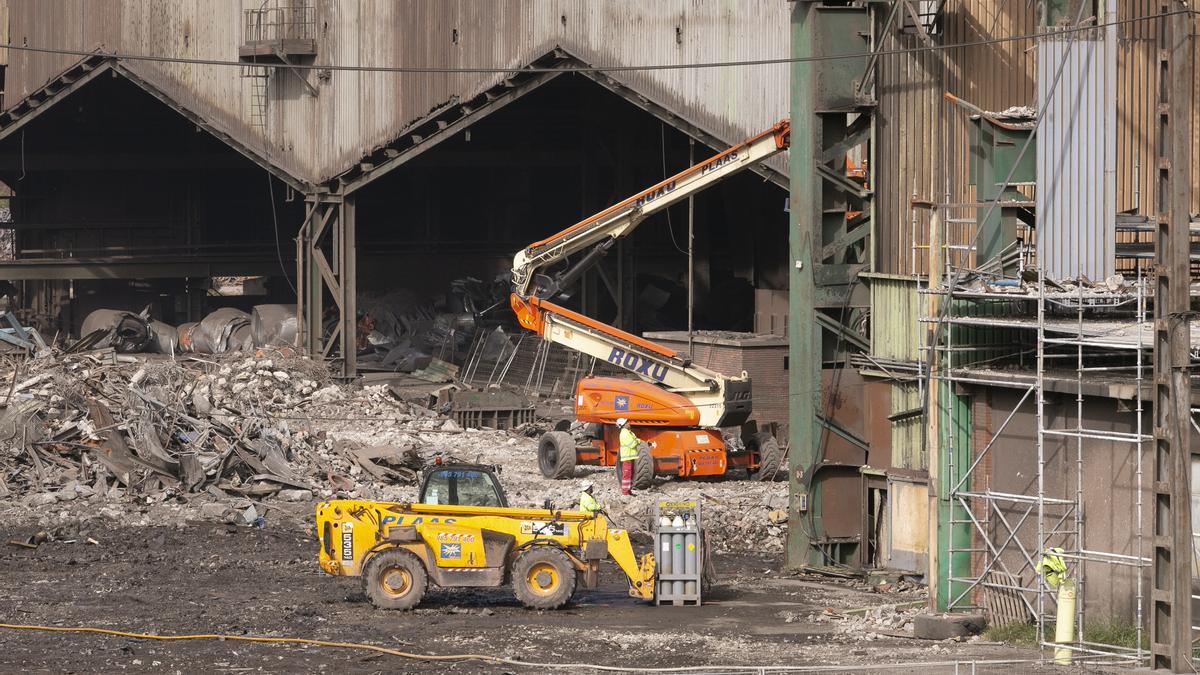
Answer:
(509, 121, 790, 427)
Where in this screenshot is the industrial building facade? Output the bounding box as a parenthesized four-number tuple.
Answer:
(0, 0, 1198, 665)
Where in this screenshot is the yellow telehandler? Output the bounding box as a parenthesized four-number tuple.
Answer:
(315, 463, 661, 609)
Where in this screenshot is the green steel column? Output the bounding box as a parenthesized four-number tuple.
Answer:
(936, 379, 972, 610)
(787, 0, 820, 569)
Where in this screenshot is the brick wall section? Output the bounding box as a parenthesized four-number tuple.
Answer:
(643, 331, 788, 435)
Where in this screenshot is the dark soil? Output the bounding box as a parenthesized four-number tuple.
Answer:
(0, 521, 1043, 674)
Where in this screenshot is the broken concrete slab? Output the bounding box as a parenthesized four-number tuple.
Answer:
(278, 489, 313, 502)
(198, 503, 230, 520)
(912, 613, 988, 640)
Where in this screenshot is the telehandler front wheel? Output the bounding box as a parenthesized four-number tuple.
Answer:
(363, 548, 428, 610)
(512, 546, 577, 609)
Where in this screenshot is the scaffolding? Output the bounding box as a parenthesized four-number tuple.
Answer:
(922, 244, 1150, 662)
(902, 1, 1200, 663)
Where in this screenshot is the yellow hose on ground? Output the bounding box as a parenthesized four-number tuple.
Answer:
(0, 622, 1062, 673)
(0, 623, 496, 663)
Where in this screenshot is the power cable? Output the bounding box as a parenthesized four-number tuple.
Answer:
(266, 171, 297, 294)
(659, 123, 689, 256)
(0, 622, 1060, 673)
(0, 12, 1187, 76)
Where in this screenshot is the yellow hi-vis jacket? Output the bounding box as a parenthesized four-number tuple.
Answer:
(579, 490, 601, 514)
(619, 426, 640, 461)
(1038, 547, 1068, 588)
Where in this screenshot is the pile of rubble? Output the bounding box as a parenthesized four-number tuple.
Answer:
(787, 597, 926, 641)
(78, 305, 297, 356)
(951, 270, 1133, 297)
(0, 343, 790, 552)
(356, 277, 506, 372)
(0, 348, 437, 508)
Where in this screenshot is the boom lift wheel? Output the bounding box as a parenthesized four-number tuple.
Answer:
(362, 548, 428, 610)
(749, 432, 784, 481)
(511, 546, 577, 609)
(538, 431, 577, 479)
(632, 441, 654, 489)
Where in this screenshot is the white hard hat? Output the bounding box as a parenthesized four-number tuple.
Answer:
(615, 418, 628, 426)
(582, 480, 594, 491)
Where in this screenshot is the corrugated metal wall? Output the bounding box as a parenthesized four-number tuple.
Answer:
(1, 0, 790, 185)
(869, 275, 922, 361)
(873, 1, 1200, 277)
(1036, 32, 1115, 281)
(874, 0, 1038, 276)
(890, 382, 926, 470)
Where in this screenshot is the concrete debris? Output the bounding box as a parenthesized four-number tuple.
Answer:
(355, 277, 504, 372)
(950, 269, 1131, 298)
(0, 347, 450, 512)
(802, 599, 927, 640)
(1, 346, 789, 555)
(912, 613, 988, 640)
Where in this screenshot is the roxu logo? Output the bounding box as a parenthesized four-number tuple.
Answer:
(607, 348, 669, 382)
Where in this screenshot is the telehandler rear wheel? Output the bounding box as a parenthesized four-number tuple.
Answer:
(363, 548, 428, 610)
(512, 546, 577, 609)
(749, 432, 784, 481)
(538, 431, 576, 479)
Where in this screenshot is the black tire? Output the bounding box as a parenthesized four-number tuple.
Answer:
(750, 432, 784, 481)
(538, 431, 576, 479)
(362, 548, 428, 610)
(632, 442, 654, 489)
(511, 546, 577, 609)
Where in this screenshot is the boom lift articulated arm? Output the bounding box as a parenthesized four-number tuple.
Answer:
(509, 121, 790, 427)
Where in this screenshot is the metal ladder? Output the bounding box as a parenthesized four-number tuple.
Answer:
(241, 65, 270, 130)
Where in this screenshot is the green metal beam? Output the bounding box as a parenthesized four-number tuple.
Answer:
(788, 0, 821, 569)
(789, 1, 874, 571)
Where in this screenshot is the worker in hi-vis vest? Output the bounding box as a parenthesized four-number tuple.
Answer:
(616, 418, 640, 495)
(578, 481, 601, 514)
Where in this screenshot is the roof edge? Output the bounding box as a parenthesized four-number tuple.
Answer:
(330, 46, 786, 195)
(0, 53, 308, 192)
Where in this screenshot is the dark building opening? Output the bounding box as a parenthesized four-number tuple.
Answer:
(0, 69, 303, 336)
(353, 74, 788, 336)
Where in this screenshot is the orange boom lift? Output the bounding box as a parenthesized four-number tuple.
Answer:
(510, 121, 790, 487)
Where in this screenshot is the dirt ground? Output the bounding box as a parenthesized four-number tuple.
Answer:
(0, 519, 1059, 674)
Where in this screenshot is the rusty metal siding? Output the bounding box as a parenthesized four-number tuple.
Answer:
(4, 0, 789, 185)
(874, 1, 1038, 276)
(874, 23, 939, 277)
(1036, 33, 1115, 282)
(872, 2, 1196, 277)
(647, 332, 789, 434)
(890, 382, 925, 470)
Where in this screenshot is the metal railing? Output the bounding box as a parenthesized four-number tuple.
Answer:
(243, 3, 316, 45)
